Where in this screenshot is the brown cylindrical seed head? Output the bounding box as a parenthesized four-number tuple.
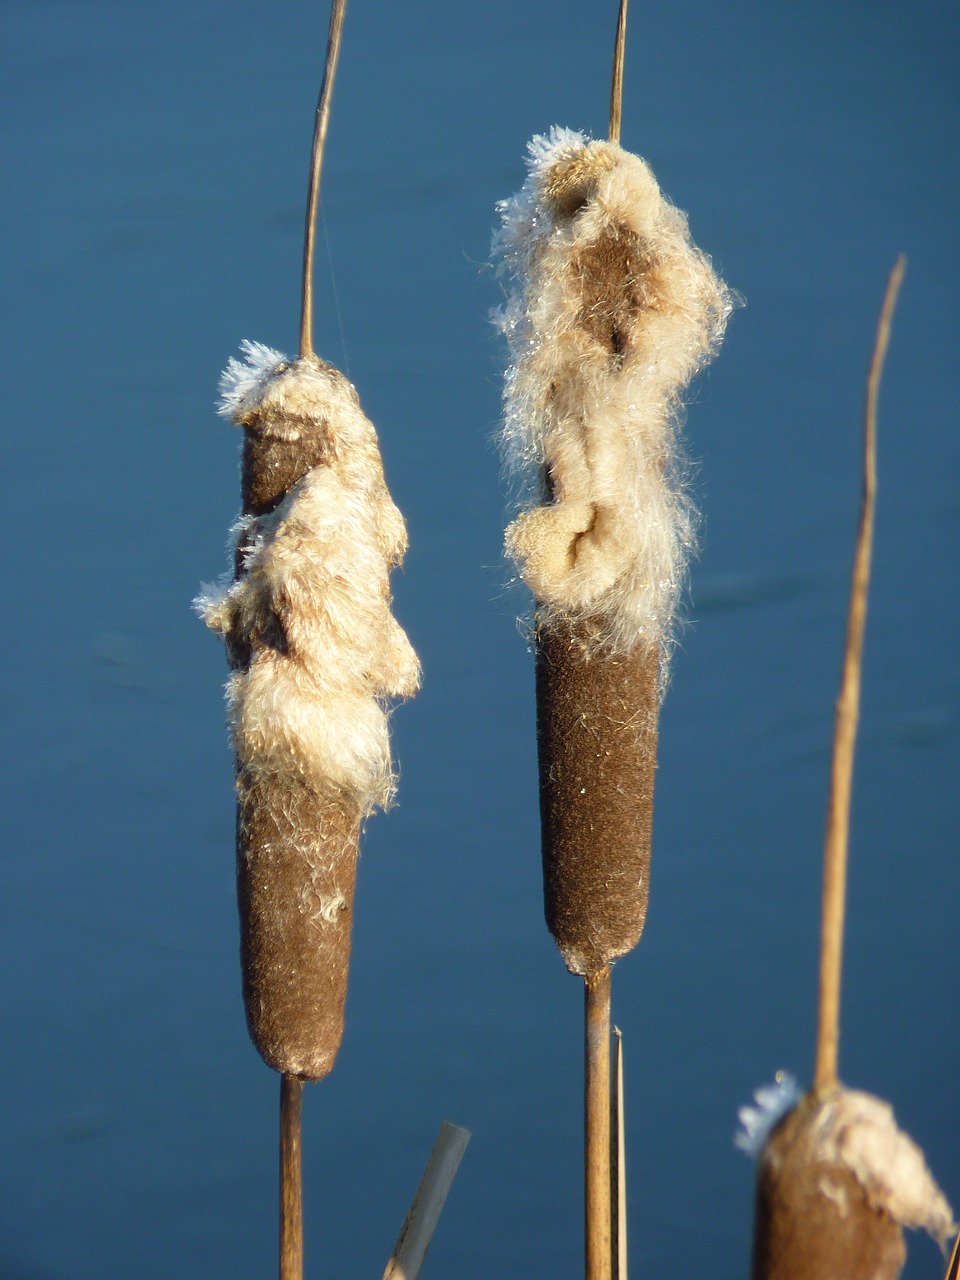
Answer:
(536, 618, 658, 976)
(237, 769, 360, 1080)
(751, 1089, 955, 1280)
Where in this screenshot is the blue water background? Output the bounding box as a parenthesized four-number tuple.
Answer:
(2, 1, 958, 1276)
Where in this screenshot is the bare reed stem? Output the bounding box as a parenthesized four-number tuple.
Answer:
(813, 255, 906, 1094)
(585, 966, 613, 1280)
(944, 1229, 960, 1280)
(279, 1073, 304, 1280)
(608, 0, 628, 143)
(611, 1028, 627, 1280)
(300, 0, 348, 358)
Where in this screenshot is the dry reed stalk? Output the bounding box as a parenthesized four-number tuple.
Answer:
(584, 967, 613, 1280)
(197, 1, 418, 1274)
(279, 1074, 304, 1280)
(492, 5, 729, 1275)
(813, 255, 901, 1094)
(744, 258, 955, 1279)
(945, 1229, 960, 1280)
(611, 1028, 626, 1280)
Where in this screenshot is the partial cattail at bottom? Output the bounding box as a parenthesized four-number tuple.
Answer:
(493, 129, 731, 973)
(740, 1081, 955, 1280)
(198, 341, 419, 1079)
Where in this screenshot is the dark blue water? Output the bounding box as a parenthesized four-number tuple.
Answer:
(2, 2, 957, 1276)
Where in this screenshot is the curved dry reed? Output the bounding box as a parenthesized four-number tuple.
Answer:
(744, 260, 955, 1277)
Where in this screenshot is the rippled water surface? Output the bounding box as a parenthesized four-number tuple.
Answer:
(2, 2, 958, 1276)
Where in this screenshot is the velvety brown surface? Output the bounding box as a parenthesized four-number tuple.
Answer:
(236, 770, 361, 1080)
(751, 1098, 906, 1280)
(535, 620, 659, 976)
(573, 226, 662, 364)
(241, 424, 329, 517)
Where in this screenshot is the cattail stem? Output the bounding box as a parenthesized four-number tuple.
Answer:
(611, 1028, 627, 1280)
(585, 966, 613, 1280)
(279, 1073, 304, 1280)
(300, 0, 348, 359)
(813, 256, 905, 1094)
(944, 1229, 960, 1280)
(608, 0, 628, 143)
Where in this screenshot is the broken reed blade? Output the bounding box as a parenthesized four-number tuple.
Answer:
(493, 129, 730, 973)
(197, 341, 419, 1079)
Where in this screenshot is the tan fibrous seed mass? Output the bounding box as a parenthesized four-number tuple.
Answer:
(494, 128, 732, 661)
(199, 341, 420, 813)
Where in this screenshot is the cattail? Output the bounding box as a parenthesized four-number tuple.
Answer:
(740, 1081, 955, 1279)
(198, 342, 419, 1078)
(493, 31, 730, 1269)
(493, 124, 730, 975)
(196, 5, 420, 1273)
(741, 259, 955, 1277)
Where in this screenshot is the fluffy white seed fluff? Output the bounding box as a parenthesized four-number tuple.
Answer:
(735, 1071, 802, 1156)
(816, 1090, 956, 1250)
(197, 342, 419, 813)
(493, 128, 731, 658)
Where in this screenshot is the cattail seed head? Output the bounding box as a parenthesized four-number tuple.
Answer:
(493, 130, 730, 972)
(747, 1084, 955, 1280)
(197, 341, 418, 1077)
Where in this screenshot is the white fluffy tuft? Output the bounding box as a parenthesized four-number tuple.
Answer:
(199, 346, 419, 814)
(735, 1072, 802, 1157)
(812, 1090, 956, 1250)
(217, 340, 287, 419)
(492, 130, 732, 661)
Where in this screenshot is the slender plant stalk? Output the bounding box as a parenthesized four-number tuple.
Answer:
(944, 1229, 960, 1280)
(280, 1074, 304, 1280)
(585, 966, 613, 1280)
(300, 0, 348, 359)
(813, 255, 906, 1094)
(608, 0, 628, 143)
(610, 1028, 627, 1280)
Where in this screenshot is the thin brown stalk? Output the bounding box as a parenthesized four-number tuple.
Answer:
(944, 1229, 960, 1280)
(813, 255, 906, 1094)
(608, 0, 628, 143)
(300, 0, 348, 359)
(279, 1073, 304, 1280)
(585, 966, 613, 1280)
(610, 1028, 627, 1280)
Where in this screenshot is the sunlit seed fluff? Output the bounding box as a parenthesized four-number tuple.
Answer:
(196, 341, 420, 814)
(735, 1072, 803, 1156)
(750, 1084, 956, 1252)
(493, 127, 732, 660)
